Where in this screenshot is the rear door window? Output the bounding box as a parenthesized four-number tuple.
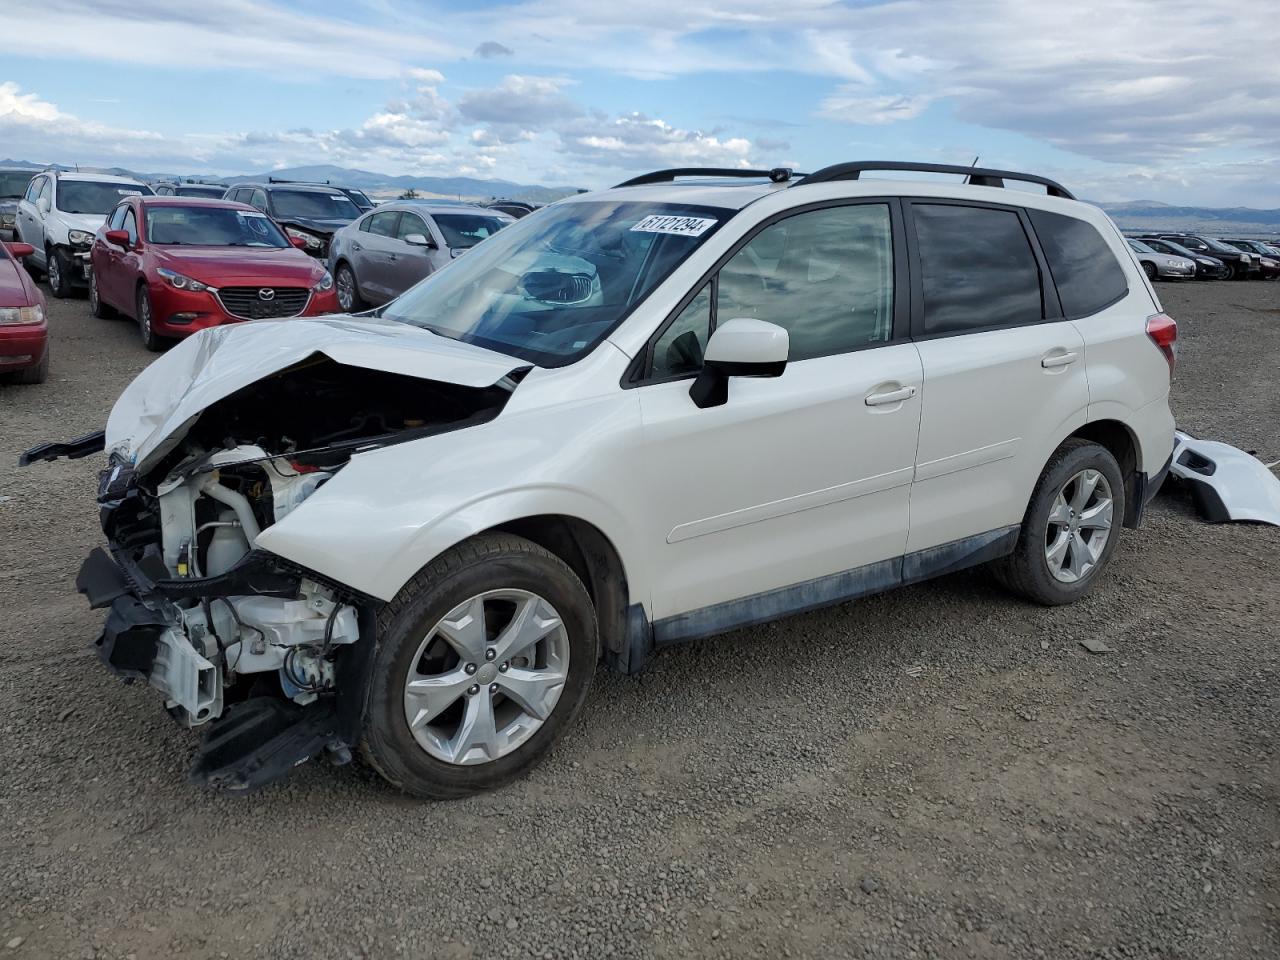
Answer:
(1029, 210, 1128, 317)
(367, 211, 402, 237)
(911, 203, 1043, 336)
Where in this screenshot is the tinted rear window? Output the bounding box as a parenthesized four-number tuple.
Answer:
(913, 203, 1043, 335)
(1029, 210, 1128, 317)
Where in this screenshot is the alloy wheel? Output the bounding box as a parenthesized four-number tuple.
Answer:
(138, 291, 153, 345)
(1044, 469, 1114, 583)
(403, 589, 570, 765)
(336, 267, 356, 311)
(47, 252, 61, 292)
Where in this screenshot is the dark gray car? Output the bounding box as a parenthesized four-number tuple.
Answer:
(327, 201, 513, 311)
(0, 168, 36, 241)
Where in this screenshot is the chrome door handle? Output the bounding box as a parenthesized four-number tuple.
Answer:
(1041, 351, 1078, 369)
(865, 385, 916, 406)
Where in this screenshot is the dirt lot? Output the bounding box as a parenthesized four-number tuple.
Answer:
(2, 279, 1278, 960)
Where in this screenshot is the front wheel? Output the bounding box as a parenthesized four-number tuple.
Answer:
(136, 285, 163, 351)
(994, 439, 1125, 605)
(335, 262, 363, 312)
(46, 247, 74, 298)
(360, 533, 597, 799)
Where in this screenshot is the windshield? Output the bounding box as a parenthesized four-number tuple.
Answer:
(433, 213, 511, 250)
(383, 200, 731, 366)
(1149, 239, 1198, 258)
(0, 171, 33, 199)
(345, 189, 373, 209)
(58, 180, 153, 215)
(146, 206, 289, 247)
(1128, 239, 1156, 254)
(1201, 237, 1243, 255)
(270, 189, 360, 221)
(174, 185, 227, 198)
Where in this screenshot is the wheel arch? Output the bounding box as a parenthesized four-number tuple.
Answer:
(1065, 418, 1143, 527)
(482, 514, 634, 670)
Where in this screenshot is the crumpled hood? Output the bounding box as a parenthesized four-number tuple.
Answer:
(280, 216, 351, 236)
(106, 313, 527, 470)
(62, 212, 111, 233)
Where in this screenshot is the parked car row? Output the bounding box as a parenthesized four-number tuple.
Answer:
(1125, 232, 1280, 281)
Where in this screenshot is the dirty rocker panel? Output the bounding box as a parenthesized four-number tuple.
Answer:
(615, 525, 1022, 672)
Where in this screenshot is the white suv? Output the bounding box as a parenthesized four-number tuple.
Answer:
(15, 170, 152, 297)
(26, 161, 1176, 798)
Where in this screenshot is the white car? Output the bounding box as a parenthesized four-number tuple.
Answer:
(25, 161, 1177, 798)
(15, 170, 153, 297)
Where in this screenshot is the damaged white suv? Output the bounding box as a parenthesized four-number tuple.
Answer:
(25, 162, 1177, 798)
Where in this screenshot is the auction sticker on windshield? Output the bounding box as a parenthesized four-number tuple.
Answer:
(630, 214, 717, 237)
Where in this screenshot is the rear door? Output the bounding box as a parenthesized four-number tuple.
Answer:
(904, 200, 1089, 554)
(354, 210, 403, 302)
(633, 200, 923, 628)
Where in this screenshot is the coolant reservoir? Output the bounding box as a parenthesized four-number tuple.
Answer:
(206, 512, 250, 576)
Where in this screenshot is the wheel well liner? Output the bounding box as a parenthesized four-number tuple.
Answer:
(1067, 419, 1142, 527)
(485, 515, 632, 667)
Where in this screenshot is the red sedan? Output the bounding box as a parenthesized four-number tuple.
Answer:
(89, 196, 340, 351)
(0, 240, 49, 384)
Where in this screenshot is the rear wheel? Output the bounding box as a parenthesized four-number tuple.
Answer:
(335, 262, 363, 312)
(361, 533, 597, 799)
(89, 271, 115, 318)
(136, 285, 163, 352)
(994, 439, 1125, 605)
(1142, 261, 1157, 281)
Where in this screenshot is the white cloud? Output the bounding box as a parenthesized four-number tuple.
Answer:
(457, 75, 582, 125)
(818, 90, 933, 125)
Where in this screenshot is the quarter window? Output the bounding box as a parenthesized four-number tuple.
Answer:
(913, 204, 1043, 335)
(122, 208, 138, 245)
(1029, 210, 1128, 317)
(652, 284, 712, 378)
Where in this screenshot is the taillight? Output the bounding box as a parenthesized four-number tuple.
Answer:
(1146, 312, 1177, 378)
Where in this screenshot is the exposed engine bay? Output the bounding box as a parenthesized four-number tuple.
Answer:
(61, 352, 521, 790)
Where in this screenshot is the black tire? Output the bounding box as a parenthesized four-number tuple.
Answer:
(8, 347, 49, 384)
(994, 439, 1126, 606)
(136, 285, 163, 351)
(335, 261, 364, 312)
(360, 533, 597, 800)
(46, 246, 74, 298)
(1142, 261, 1157, 281)
(89, 271, 115, 318)
(1221, 263, 1236, 281)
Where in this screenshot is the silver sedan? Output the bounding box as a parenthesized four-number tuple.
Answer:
(327, 200, 514, 311)
(1127, 238, 1196, 281)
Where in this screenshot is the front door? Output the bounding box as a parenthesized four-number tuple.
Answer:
(903, 200, 1090, 553)
(388, 211, 438, 298)
(633, 201, 923, 632)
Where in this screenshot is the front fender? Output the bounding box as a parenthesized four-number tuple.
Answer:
(255, 390, 649, 605)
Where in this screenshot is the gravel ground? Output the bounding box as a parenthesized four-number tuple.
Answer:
(1, 279, 1278, 960)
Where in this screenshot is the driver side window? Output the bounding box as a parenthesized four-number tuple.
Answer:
(645, 202, 896, 379)
(108, 204, 128, 230)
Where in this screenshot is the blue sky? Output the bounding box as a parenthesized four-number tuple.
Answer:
(3, 0, 1278, 205)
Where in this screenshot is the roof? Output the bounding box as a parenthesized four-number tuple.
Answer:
(381, 200, 515, 217)
(230, 181, 349, 193)
(52, 171, 147, 185)
(136, 196, 254, 209)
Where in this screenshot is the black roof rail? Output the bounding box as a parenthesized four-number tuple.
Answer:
(614, 167, 798, 188)
(268, 177, 331, 185)
(795, 161, 1075, 200)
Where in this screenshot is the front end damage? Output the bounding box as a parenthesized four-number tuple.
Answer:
(30, 322, 526, 792)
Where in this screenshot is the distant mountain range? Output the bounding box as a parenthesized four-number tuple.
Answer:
(0, 160, 579, 204)
(4, 159, 1278, 234)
